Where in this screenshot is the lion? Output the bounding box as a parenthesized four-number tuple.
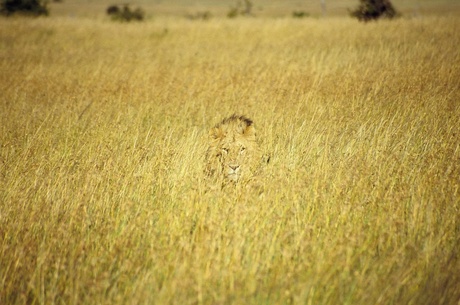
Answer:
(205, 114, 261, 183)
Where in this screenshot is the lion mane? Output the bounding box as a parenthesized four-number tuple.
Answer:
(205, 114, 260, 183)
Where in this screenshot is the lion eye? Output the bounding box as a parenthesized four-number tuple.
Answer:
(240, 147, 246, 154)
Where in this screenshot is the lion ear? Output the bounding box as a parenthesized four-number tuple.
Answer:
(209, 127, 225, 140)
(242, 124, 256, 139)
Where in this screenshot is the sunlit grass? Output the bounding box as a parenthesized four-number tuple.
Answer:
(0, 14, 459, 304)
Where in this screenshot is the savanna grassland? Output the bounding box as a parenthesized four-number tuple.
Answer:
(1, 2, 460, 304)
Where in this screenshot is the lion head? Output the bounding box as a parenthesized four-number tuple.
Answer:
(205, 114, 260, 183)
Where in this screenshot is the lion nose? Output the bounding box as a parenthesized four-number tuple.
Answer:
(228, 164, 239, 171)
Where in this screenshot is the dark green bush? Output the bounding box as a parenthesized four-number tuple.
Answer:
(1, 0, 49, 16)
(186, 11, 212, 21)
(350, 0, 398, 22)
(106, 4, 144, 22)
(292, 11, 310, 18)
(227, 0, 253, 18)
(106, 5, 119, 16)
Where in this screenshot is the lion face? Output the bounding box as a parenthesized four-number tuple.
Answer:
(205, 114, 259, 183)
(215, 139, 251, 182)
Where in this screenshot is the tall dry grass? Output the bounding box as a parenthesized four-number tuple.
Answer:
(0, 14, 459, 305)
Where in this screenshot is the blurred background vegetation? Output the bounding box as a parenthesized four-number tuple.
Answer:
(2, 0, 457, 19)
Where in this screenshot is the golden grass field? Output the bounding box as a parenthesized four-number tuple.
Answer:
(1, 1, 460, 304)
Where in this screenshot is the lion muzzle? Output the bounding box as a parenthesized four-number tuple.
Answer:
(226, 163, 241, 181)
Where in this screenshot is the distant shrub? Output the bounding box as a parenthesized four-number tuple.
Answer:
(106, 4, 145, 22)
(350, 0, 398, 22)
(106, 5, 119, 16)
(227, 7, 238, 19)
(0, 0, 49, 16)
(292, 11, 309, 18)
(186, 11, 212, 21)
(227, 0, 254, 18)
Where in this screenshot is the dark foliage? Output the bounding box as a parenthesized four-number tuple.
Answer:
(350, 0, 398, 22)
(292, 11, 309, 18)
(106, 5, 119, 16)
(186, 11, 212, 21)
(227, 0, 253, 18)
(1, 0, 49, 16)
(106, 4, 144, 22)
